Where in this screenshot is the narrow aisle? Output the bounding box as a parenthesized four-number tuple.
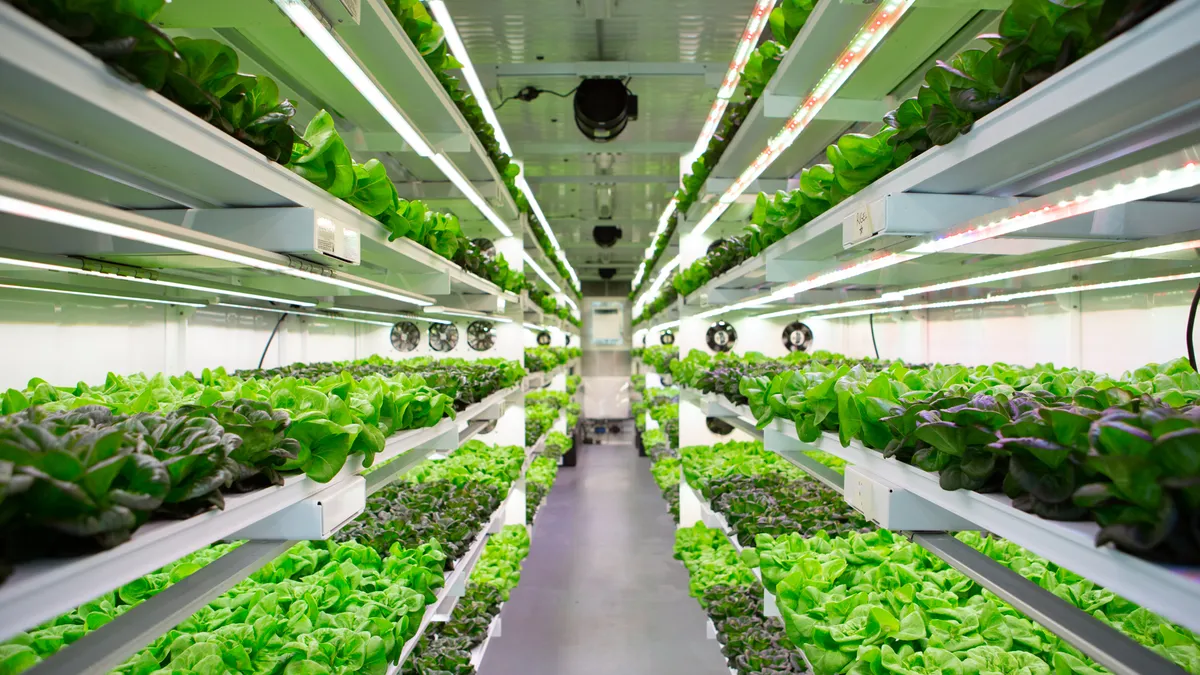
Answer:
(477, 444, 730, 675)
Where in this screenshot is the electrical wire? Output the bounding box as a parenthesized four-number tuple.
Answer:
(258, 312, 289, 369)
(1187, 282, 1200, 370)
(494, 85, 581, 109)
(869, 313, 880, 360)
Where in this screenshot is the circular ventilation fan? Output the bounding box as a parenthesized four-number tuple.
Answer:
(429, 323, 459, 352)
(659, 330, 675, 346)
(706, 321, 737, 352)
(390, 321, 420, 352)
(660, 372, 675, 387)
(537, 330, 552, 346)
(782, 321, 814, 352)
(706, 417, 734, 436)
(565, 333, 572, 346)
(467, 321, 495, 351)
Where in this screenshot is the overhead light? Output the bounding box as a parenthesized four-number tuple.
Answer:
(328, 307, 451, 324)
(632, 256, 679, 315)
(807, 272, 1200, 321)
(0, 255, 318, 307)
(756, 237, 1200, 319)
(523, 322, 547, 331)
(692, 0, 916, 237)
(650, 320, 680, 334)
(427, 306, 514, 323)
(513, 162, 581, 292)
(757, 297, 893, 319)
(217, 303, 393, 326)
(428, 154, 513, 237)
(772, 252, 922, 300)
(522, 251, 562, 293)
(0, 189, 433, 307)
(632, 200, 678, 291)
(910, 161, 1200, 255)
(428, 0, 511, 157)
(273, 0, 433, 157)
(0, 281, 206, 307)
(688, 0, 775, 161)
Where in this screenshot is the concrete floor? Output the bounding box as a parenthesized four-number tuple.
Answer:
(477, 444, 729, 675)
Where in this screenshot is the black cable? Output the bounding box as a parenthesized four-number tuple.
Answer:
(493, 94, 520, 110)
(540, 85, 579, 98)
(869, 313, 880, 361)
(258, 313, 289, 370)
(1187, 282, 1200, 371)
(495, 85, 580, 109)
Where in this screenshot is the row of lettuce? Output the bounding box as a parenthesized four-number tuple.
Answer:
(633, 0, 1174, 317)
(0, 356, 525, 581)
(3, 437, 558, 674)
(524, 390, 579, 453)
(672, 349, 1200, 565)
(523, 347, 581, 374)
(661, 438, 1200, 675)
(11, 0, 581, 302)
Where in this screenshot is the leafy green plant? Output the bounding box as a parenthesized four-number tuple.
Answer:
(542, 432, 572, 460)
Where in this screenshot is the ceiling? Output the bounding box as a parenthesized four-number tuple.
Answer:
(449, 0, 759, 282)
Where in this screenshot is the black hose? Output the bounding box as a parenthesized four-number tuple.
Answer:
(1187, 283, 1200, 371)
(258, 313, 289, 370)
(869, 313, 880, 360)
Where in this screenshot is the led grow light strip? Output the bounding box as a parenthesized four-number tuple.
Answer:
(428, 0, 511, 157)
(756, 237, 1200, 319)
(633, 255, 680, 316)
(274, 0, 515, 238)
(428, 154, 513, 237)
(217, 303, 395, 326)
(512, 163, 581, 293)
(0, 282, 207, 307)
(687, 0, 777, 162)
(632, 200, 678, 291)
(327, 307, 451, 324)
(0, 193, 433, 307)
(807, 272, 1200, 321)
(522, 251, 562, 294)
(650, 320, 680, 335)
(427, 307, 514, 323)
(691, 0, 916, 237)
(0, 255, 318, 307)
(910, 162, 1200, 254)
(274, 0, 432, 158)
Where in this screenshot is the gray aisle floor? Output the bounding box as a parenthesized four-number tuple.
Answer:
(476, 443, 730, 675)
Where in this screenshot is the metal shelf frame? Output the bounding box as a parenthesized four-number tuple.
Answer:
(696, 391, 1195, 673)
(0, 385, 518, 642)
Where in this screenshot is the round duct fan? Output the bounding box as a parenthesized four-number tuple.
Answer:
(390, 321, 420, 352)
(782, 321, 814, 352)
(429, 323, 459, 352)
(537, 331, 552, 346)
(706, 321, 737, 353)
(467, 321, 495, 351)
(659, 330, 675, 346)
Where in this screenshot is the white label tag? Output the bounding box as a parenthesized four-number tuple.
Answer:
(316, 216, 336, 255)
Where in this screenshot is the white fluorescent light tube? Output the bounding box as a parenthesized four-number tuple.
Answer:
(273, 0, 433, 157)
(757, 297, 893, 319)
(429, 154, 514, 237)
(522, 251, 562, 293)
(691, 0, 917, 238)
(523, 322, 547, 331)
(0, 282, 206, 307)
(896, 259, 1104, 297)
(0, 255, 318, 307)
(428, 0, 512, 157)
(328, 307, 451, 324)
(217, 303, 394, 326)
(0, 194, 431, 307)
(773, 252, 921, 300)
(810, 271, 1200, 321)
(650, 320, 680, 334)
(427, 307, 514, 323)
(633, 201, 679, 290)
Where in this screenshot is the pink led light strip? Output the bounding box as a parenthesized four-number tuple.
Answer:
(687, 0, 776, 161)
(694, 0, 916, 234)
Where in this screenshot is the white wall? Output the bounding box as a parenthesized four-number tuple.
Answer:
(0, 292, 522, 390)
(798, 283, 1197, 377)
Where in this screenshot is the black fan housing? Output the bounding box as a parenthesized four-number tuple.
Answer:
(782, 321, 814, 352)
(390, 321, 420, 352)
(467, 321, 495, 351)
(706, 417, 734, 436)
(429, 323, 459, 352)
(659, 330, 675, 346)
(706, 321, 737, 352)
(537, 331, 552, 346)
